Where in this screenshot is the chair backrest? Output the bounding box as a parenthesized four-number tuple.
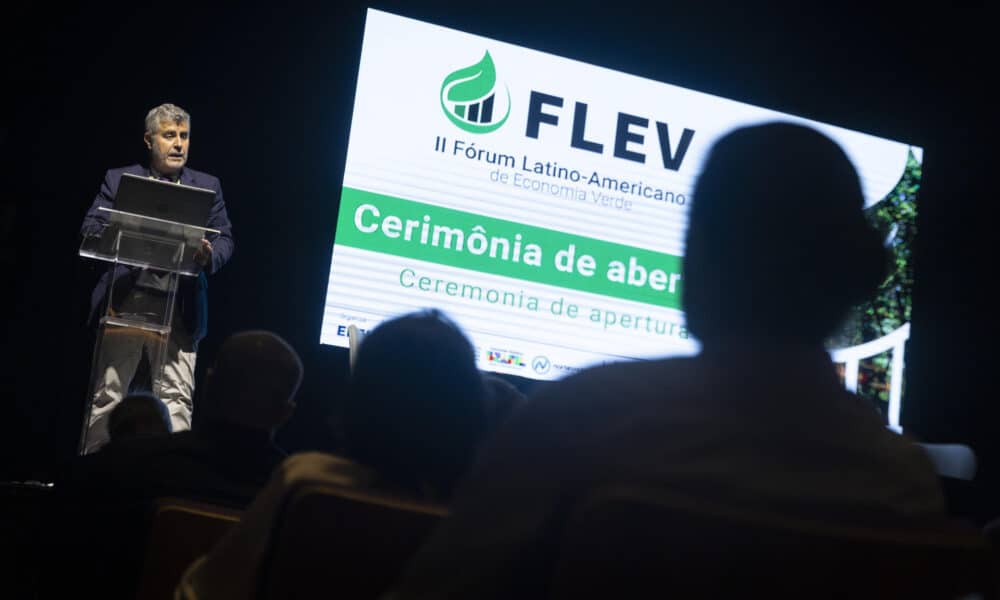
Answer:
(548, 486, 996, 600)
(256, 482, 447, 600)
(136, 496, 242, 600)
(919, 443, 978, 480)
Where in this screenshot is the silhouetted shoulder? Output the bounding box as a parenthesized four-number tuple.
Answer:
(101, 164, 144, 183)
(108, 164, 144, 174)
(537, 357, 699, 396)
(521, 357, 703, 428)
(184, 166, 221, 189)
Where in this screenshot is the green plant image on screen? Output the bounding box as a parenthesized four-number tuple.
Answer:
(829, 149, 919, 421)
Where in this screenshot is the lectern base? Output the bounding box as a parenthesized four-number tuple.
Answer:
(80, 321, 196, 454)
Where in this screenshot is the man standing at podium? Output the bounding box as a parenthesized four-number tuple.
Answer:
(79, 103, 234, 453)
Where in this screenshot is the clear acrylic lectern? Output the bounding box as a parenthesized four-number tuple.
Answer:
(78, 206, 218, 454)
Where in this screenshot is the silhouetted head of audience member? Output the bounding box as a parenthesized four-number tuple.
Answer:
(683, 122, 888, 348)
(343, 309, 487, 499)
(481, 373, 527, 433)
(199, 331, 303, 438)
(107, 392, 172, 443)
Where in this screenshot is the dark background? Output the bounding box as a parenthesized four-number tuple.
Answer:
(4, 2, 993, 515)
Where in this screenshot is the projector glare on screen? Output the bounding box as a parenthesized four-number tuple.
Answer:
(322, 9, 920, 430)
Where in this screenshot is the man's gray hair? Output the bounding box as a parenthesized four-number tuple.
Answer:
(145, 103, 190, 134)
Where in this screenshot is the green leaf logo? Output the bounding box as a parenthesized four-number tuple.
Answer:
(440, 51, 511, 134)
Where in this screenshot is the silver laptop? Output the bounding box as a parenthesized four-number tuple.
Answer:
(114, 172, 215, 227)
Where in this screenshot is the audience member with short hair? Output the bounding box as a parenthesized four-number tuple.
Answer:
(174, 310, 488, 600)
(65, 330, 302, 507)
(342, 309, 487, 500)
(385, 123, 947, 599)
(106, 392, 172, 444)
(50, 330, 302, 599)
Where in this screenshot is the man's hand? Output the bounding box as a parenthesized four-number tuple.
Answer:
(193, 238, 214, 269)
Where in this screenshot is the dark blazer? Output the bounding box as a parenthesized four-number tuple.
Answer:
(81, 164, 234, 346)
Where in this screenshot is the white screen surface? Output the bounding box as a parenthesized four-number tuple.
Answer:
(322, 9, 919, 427)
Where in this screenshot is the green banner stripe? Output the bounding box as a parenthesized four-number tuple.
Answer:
(335, 187, 684, 308)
